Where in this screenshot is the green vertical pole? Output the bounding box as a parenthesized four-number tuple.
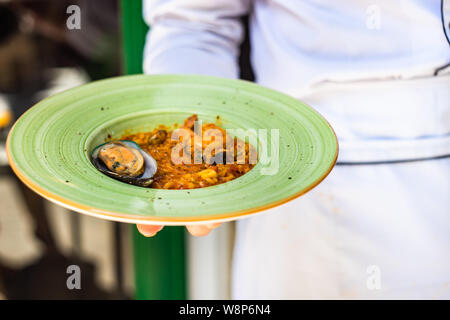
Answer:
(120, 0, 187, 300)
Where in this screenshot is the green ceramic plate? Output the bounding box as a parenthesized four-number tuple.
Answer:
(7, 75, 338, 225)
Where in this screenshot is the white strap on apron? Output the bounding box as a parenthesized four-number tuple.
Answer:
(299, 75, 450, 163)
(443, 0, 450, 45)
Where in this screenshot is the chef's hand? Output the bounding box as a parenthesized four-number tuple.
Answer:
(136, 223, 222, 237)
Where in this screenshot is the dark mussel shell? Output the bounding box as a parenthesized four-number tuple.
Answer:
(91, 140, 157, 187)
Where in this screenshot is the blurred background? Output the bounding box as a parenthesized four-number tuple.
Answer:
(0, 0, 130, 299)
(0, 0, 251, 300)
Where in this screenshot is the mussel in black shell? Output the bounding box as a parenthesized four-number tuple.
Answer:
(91, 140, 157, 187)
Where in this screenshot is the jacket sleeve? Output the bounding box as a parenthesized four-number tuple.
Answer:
(142, 0, 251, 78)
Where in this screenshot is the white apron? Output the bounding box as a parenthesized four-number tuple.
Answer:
(232, 76, 450, 299)
(142, 0, 450, 299)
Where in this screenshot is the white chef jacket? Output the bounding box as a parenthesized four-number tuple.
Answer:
(143, 0, 450, 299)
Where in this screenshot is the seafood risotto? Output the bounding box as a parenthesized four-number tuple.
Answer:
(92, 115, 256, 189)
